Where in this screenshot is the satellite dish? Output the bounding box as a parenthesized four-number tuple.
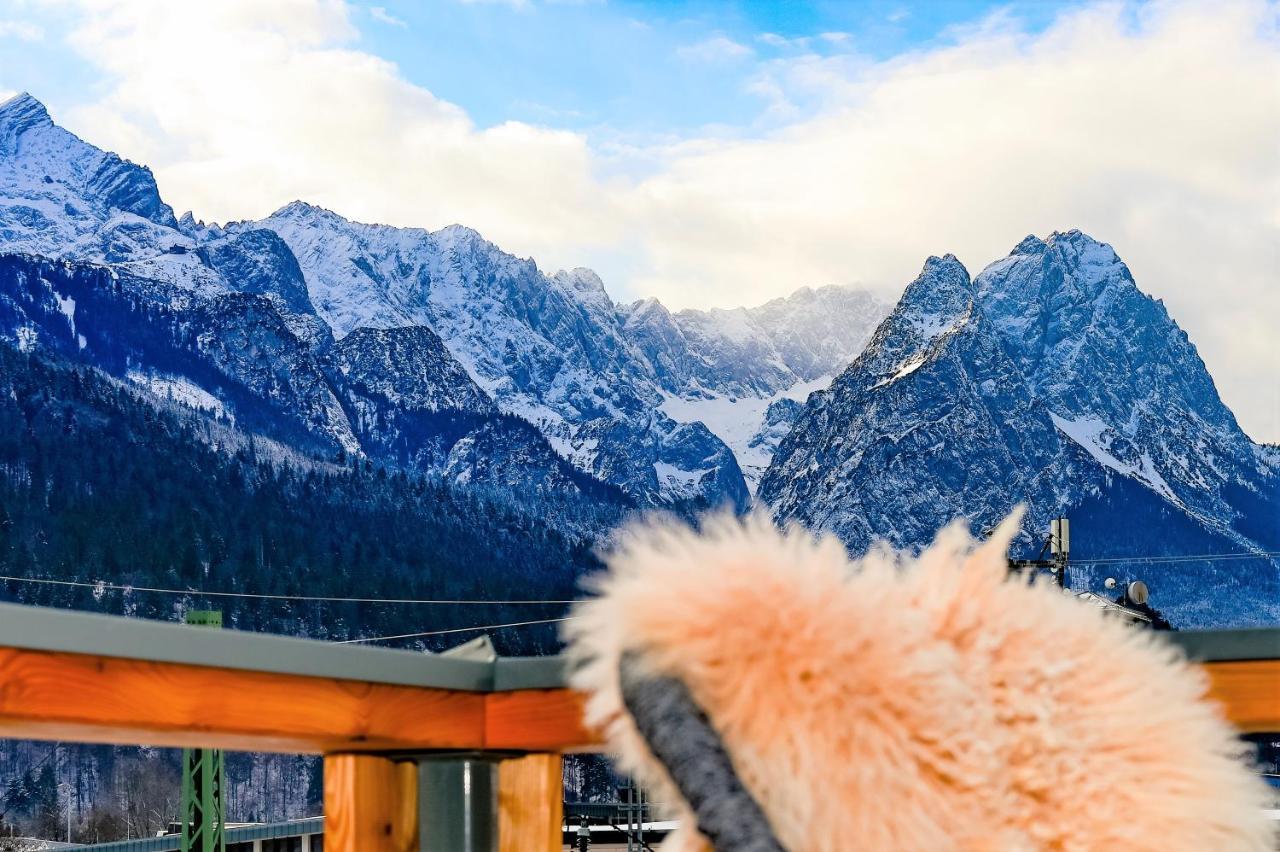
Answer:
(1126, 580, 1150, 606)
(1104, 577, 1118, 590)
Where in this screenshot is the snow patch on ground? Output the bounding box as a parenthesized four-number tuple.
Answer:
(14, 325, 36, 352)
(55, 292, 75, 334)
(654, 461, 707, 497)
(127, 370, 229, 421)
(913, 310, 969, 340)
(1050, 412, 1179, 504)
(873, 354, 928, 389)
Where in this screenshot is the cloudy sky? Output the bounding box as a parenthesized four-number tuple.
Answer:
(1, 0, 1277, 441)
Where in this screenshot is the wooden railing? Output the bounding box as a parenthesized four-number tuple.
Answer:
(0, 602, 1275, 851)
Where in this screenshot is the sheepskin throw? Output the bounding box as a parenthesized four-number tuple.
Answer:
(565, 512, 1273, 851)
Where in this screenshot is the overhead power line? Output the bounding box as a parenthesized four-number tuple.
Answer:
(0, 573, 575, 606)
(335, 615, 578, 644)
(1, 549, 1276, 608)
(1072, 551, 1280, 566)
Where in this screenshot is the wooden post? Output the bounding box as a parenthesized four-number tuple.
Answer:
(324, 754, 418, 852)
(498, 753, 564, 852)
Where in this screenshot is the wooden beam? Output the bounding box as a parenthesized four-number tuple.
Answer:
(485, 689, 602, 752)
(0, 647, 485, 753)
(498, 753, 563, 852)
(324, 754, 418, 852)
(0, 644, 1272, 759)
(1204, 659, 1280, 733)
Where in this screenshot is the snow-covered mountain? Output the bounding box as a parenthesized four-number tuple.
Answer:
(248, 201, 753, 507)
(2, 92, 1277, 624)
(0, 92, 891, 509)
(760, 233, 1280, 627)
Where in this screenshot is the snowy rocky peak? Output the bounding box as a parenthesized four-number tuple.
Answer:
(552, 267, 614, 315)
(255, 201, 744, 506)
(976, 231, 1235, 427)
(896, 254, 973, 324)
(761, 232, 1280, 626)
(846, 253, 974, 391)
(0, 92, 53, 153)
(745, 284, 890, 382)
(0, 93, 178, 260)
(972, 229, 1267, 521)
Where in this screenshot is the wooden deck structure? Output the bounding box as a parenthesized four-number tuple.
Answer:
(0, 601, 1275, 850)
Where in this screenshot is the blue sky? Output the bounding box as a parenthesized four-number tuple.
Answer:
(2, 1, 1080, 146)
(0, 0, 1276, 440)
(355, 1, 1075, 135)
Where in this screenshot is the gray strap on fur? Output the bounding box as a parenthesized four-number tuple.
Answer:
(619, 650, 786, 852)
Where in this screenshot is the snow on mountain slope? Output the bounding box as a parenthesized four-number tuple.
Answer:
(0, 93, 180, 261)
(255, 201, 749, 507)
(630, 285, 887, 487)
(660, 374, 831, 491)
(760, 234, 1280, 627)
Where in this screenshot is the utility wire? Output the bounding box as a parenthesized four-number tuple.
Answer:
(0, 573, 575, 605)
(1072, 551, 1280, 566)
(1, 549, 1276, 606)
(335, 615, 578, 644)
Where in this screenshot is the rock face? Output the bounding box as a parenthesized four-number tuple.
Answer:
(760, 233, 1280, 627)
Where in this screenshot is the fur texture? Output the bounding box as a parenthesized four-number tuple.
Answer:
(565, 512, 1274, 851)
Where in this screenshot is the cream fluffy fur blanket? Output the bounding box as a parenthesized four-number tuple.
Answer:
(564, 512, 1274, 851)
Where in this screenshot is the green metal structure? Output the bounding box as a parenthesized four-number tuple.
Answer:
(180, 610, 226, 852)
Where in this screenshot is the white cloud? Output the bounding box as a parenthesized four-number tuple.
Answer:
(457, 0, 530, 8)
(58, 0, 611, 255)
(368, 6, 406, 28)
(677, 34, 754, 63)
(757, 32, 811, 50)
(42, 0, 1280, 441)
(0, 19, 42, 40)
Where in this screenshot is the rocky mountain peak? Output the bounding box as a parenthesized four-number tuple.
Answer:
(270, 200, 343, 223)
(0, 92, 53, 151)
(761, 233, 1279, 627)
(553, 267, 614, 313)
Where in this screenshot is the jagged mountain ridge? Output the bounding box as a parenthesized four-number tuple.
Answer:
(620, 285, 887, 399)
(250, 201, 751, 507)
(0, 92, 889, 508)
(760, 233, 1280, 627)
